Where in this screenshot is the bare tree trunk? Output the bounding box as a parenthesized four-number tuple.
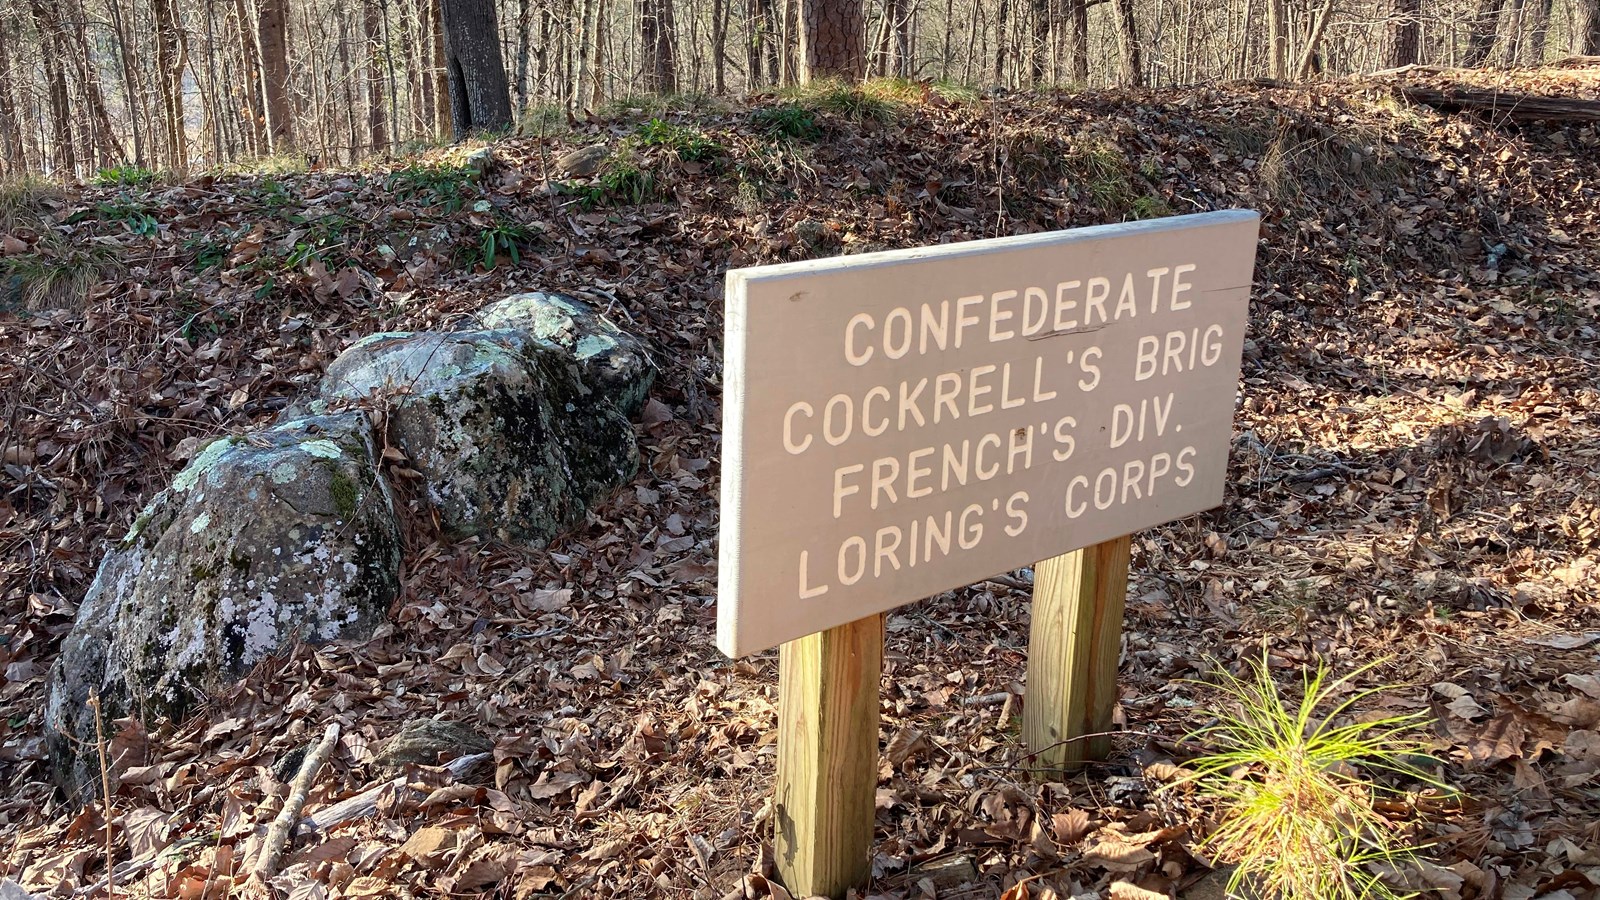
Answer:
(1028, 0, 1048, 83)
(641, 0, 680, 90)
(800, 0, 864, 78)
(515, 0, 533, 108)
(1525, 0, 1553, 60)
(1578, 0, 1600, 54)
(782, 0, 800, 81)
(1111, 0, 1143, 84)
(757, 0, 781, 80)
(1503, 0, 1526, 62)
(712, 0, 729, 90)
(1068, 0, 1087, 81)
(62, 0, 126, 166)
(28, 0, 79, 175)
(1294, 0, 1335, 77)
(994, 0, 1008, 82)
(1464, 0, 1505, 65)
(0, 16, 23, 175)
(1389, 0, 1419, 66)
(590, 0, 608, 105)
(259, 0, 293, 149)
(200, 0, 227, 165)
(433, 0, 451, 133)
(441, 0, 515, 134)
(1266, 0, 1287, 77)
(365, 0, 389, 152)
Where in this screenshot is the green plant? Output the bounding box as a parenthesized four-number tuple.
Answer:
(479, 218, 534, 269)
(783, 78, 902, 123)
(93, 165, 157, 187)
(0, 239, 124, 310)
(1173, 655, 1439, 900)
(1129, 195, 1171, 220)
(635, 119, 722, 162)
(752, 103, 821, 141)
(386, 162, 475, 213)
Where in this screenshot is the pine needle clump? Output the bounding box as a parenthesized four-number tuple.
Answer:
(1176, 655, 1440, 900)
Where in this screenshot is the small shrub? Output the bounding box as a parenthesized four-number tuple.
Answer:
(752, 103, 821, 141)
(635, 119, 722, 162)
(479, 218, 535, 269)
(1173, 655, 1440, 900)
(386, 163, 475, 213)
(93, 165, 158, 187)
(599, 158, 658, 204)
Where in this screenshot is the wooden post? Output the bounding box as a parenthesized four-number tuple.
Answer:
(774, 613, 883, 899)
(1023, 535, 1132, 776)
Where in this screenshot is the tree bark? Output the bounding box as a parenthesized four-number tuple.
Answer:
(1293, 0, 1336, 78)
(62, 0, 126, 166)
(640, 0, 679, 91)
(994, 0, 1008, 82)
(365, 0, 389, 152)
(712, 0, 729, 91)
(1465, 0, 1505, 66)
(27, 0, 78, 176)
(1525, 0, 1553, 60)
(1068, 0, 1088, 81)
(515, 0, 533, 107)
(259, 0, 294, 150)
(1574, 0, 1599, 54)
(0, 16, 23, 175)
(1265, 0, 1287, 78)
(440, 0, 515, 135)
(800, 0, 864, 79)
(1389, 0, 1419, 66)
(1111, 0, 1143, 85)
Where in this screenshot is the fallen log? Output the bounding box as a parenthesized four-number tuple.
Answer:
(1396, 85, 1600, 123)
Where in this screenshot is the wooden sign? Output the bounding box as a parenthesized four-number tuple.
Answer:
(718, 210, 1261, 657)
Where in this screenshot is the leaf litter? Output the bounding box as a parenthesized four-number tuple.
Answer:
(1, 65, 1599, 898)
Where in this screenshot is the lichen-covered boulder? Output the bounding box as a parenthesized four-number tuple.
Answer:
(319, 326, 643, 545)
(44, 412, 401, 798)
(472, 292, 655, 418)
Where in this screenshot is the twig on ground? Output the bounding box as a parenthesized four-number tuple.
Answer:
(253, 722, 340, 880)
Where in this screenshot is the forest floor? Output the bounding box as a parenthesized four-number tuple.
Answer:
(2, 63, 1599, 900)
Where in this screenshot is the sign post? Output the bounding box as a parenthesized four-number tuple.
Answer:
(1024, 536, 1132, 774)
(774, 614, 883, 897)
(719, 211, 1260, 897)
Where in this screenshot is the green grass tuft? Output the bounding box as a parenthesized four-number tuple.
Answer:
(92, 165, 159, 187)
(0, 175, 63, 233)
(1173, 654, 1442, 900)
(634, 119, 722, 162)
(1, 240, 124, 311)
(782, 78, 903, 123)
(752, 103, 822, 141)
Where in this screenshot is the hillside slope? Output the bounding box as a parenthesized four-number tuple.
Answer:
(2, 69, 1599, 898)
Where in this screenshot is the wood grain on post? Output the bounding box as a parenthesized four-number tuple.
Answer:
(1023, 535, 1132, 775)
(774, 613, 883, 899)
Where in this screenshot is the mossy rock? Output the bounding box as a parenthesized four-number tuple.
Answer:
(320, 318, 648, 546)
(44, 412, 402, 801)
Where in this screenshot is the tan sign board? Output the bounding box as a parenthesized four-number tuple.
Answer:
(717, 210, 1260, 657)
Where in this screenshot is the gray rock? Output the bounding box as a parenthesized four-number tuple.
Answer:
(45, 412, 402, 799)
(555, 144, 608, 177)
(319, 327, 643, 545)
(472, 292, 655, 417)
(374, 719, 493, 767)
